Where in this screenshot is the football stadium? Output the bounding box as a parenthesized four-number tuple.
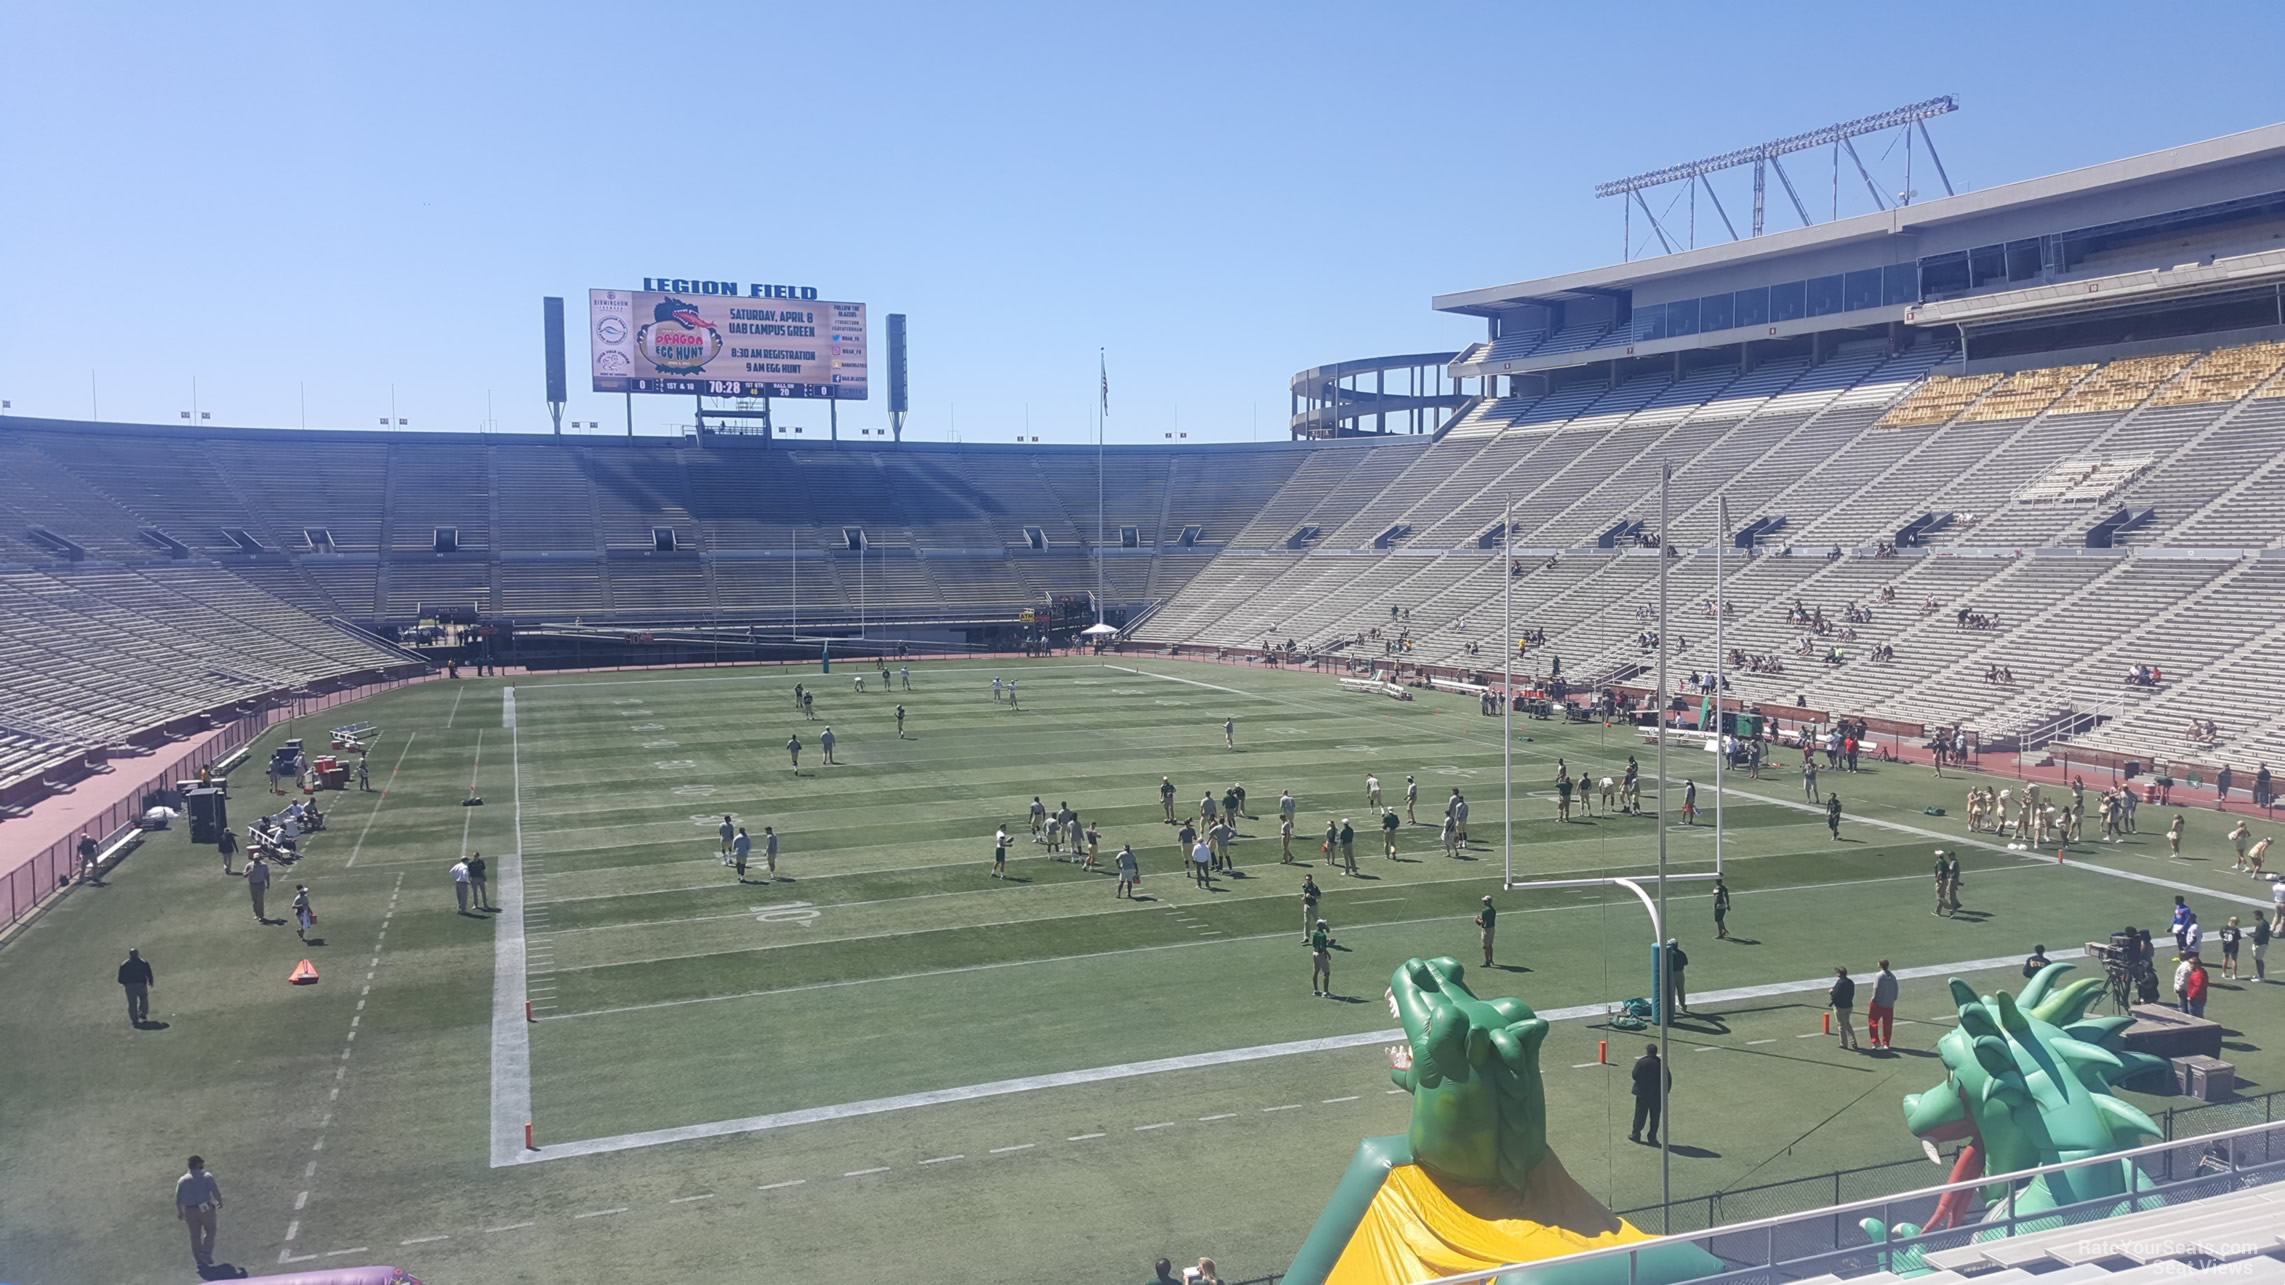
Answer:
(11, 31, 2285, 1285)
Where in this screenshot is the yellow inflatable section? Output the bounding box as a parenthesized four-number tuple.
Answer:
(1327, 1153, 1653, 1285)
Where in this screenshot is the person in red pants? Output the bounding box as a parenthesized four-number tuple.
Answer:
(1868, 959, 1899, 1050)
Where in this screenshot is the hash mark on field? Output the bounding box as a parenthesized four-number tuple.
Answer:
(1261, 1104, 1301, 1112)
(325, 1247, 370, 1257)
(484, 1221, 536, 1233)
(919, 1154, 964, 1165)
(573, 1207, 628, 1219)
(843, 1166, 891, 1178)
(1351, 897, 1407, 905)
(989, 1143, 1035, 1154)
(1746, 1039, 1776, 1046)
(1133, 1122, 1175, 1131)
(401, 1235, 450, 1245)
(1796, 1032, 1823, 1039)
(757, 1179, 806, 1190)
(1571, 1061, 1604, 1069)
(283, 1220, 299, 1243)
(1068, 1133, 1105, 1141)
(669, 1193, 716, 1204)
(1198, 1113, 1237, 1122)
(1321, 1095, 1359, 1104)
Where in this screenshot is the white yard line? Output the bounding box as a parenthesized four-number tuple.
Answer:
(1098, 663, 1258, 700)
(502, 946, 2064, 1166)
(457, 730, 486, 859)
(538, 864, 2019, 1022)
(342, 733, 418, 869)
(445, 686, 465, 729)
(487, 702, 534, 1169)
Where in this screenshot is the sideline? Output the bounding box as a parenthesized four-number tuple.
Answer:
(505, 947, 2068, 1166)
(488, 694, 533, 1168)
(1725, 783, 2277, 912)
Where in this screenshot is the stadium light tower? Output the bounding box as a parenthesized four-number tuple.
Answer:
(1596, 97, 1958, 259)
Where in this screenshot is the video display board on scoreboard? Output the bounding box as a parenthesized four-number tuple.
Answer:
(589, 288, 867, 400)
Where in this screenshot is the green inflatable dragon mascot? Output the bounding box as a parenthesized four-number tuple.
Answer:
(1863, 963, 2168, 1270)
(1286, 957, 1720, 1285)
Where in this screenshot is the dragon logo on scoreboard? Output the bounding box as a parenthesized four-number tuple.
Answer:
(634, 297, 723, 375)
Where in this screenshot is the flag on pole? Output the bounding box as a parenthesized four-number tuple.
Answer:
(1099, 350, 1110, 419)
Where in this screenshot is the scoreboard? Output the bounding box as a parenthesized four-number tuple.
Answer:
(589, 288, 867, 400)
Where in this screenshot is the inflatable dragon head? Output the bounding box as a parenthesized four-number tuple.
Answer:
(1386, 955, 1550, 1190)
(1903, 963, 2165, 1200)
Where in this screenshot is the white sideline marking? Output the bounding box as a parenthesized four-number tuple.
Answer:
(282, 1220, 299, 1243)
(1727, 784, 2277, 911)
(343, 733, 418, 869)
(501, 686, 517, 729)
(498, 947, 2071, 1166)
(487, 714, 533, 1169)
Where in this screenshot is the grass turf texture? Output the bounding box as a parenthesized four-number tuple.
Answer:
(3, 656, 2279, 1284)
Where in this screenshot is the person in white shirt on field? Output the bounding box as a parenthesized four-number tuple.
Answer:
(450, 857, 472, 915)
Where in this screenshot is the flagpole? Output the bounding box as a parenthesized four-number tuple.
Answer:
(1655, 463, 1673, 1233)
(1714, 493, 1727, 877)
(1502, 499, 1514, 891)
(1096, 350, 1106, 626)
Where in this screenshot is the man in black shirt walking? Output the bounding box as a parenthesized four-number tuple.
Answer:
(118, 948, 155, 1027)
(1629, 1043, 1668, 1145)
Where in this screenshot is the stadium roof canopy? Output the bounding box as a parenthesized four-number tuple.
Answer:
(1435, 122, 2285, 318)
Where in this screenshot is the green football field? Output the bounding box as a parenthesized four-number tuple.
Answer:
(4, 656, 2281, 1284)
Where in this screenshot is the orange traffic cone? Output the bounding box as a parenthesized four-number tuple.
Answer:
(289, 959, 320, 985)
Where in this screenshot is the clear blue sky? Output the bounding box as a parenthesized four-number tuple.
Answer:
(4, 2, 2281, 443)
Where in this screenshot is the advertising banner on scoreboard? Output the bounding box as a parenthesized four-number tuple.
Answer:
(589, 289, 867, 400)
